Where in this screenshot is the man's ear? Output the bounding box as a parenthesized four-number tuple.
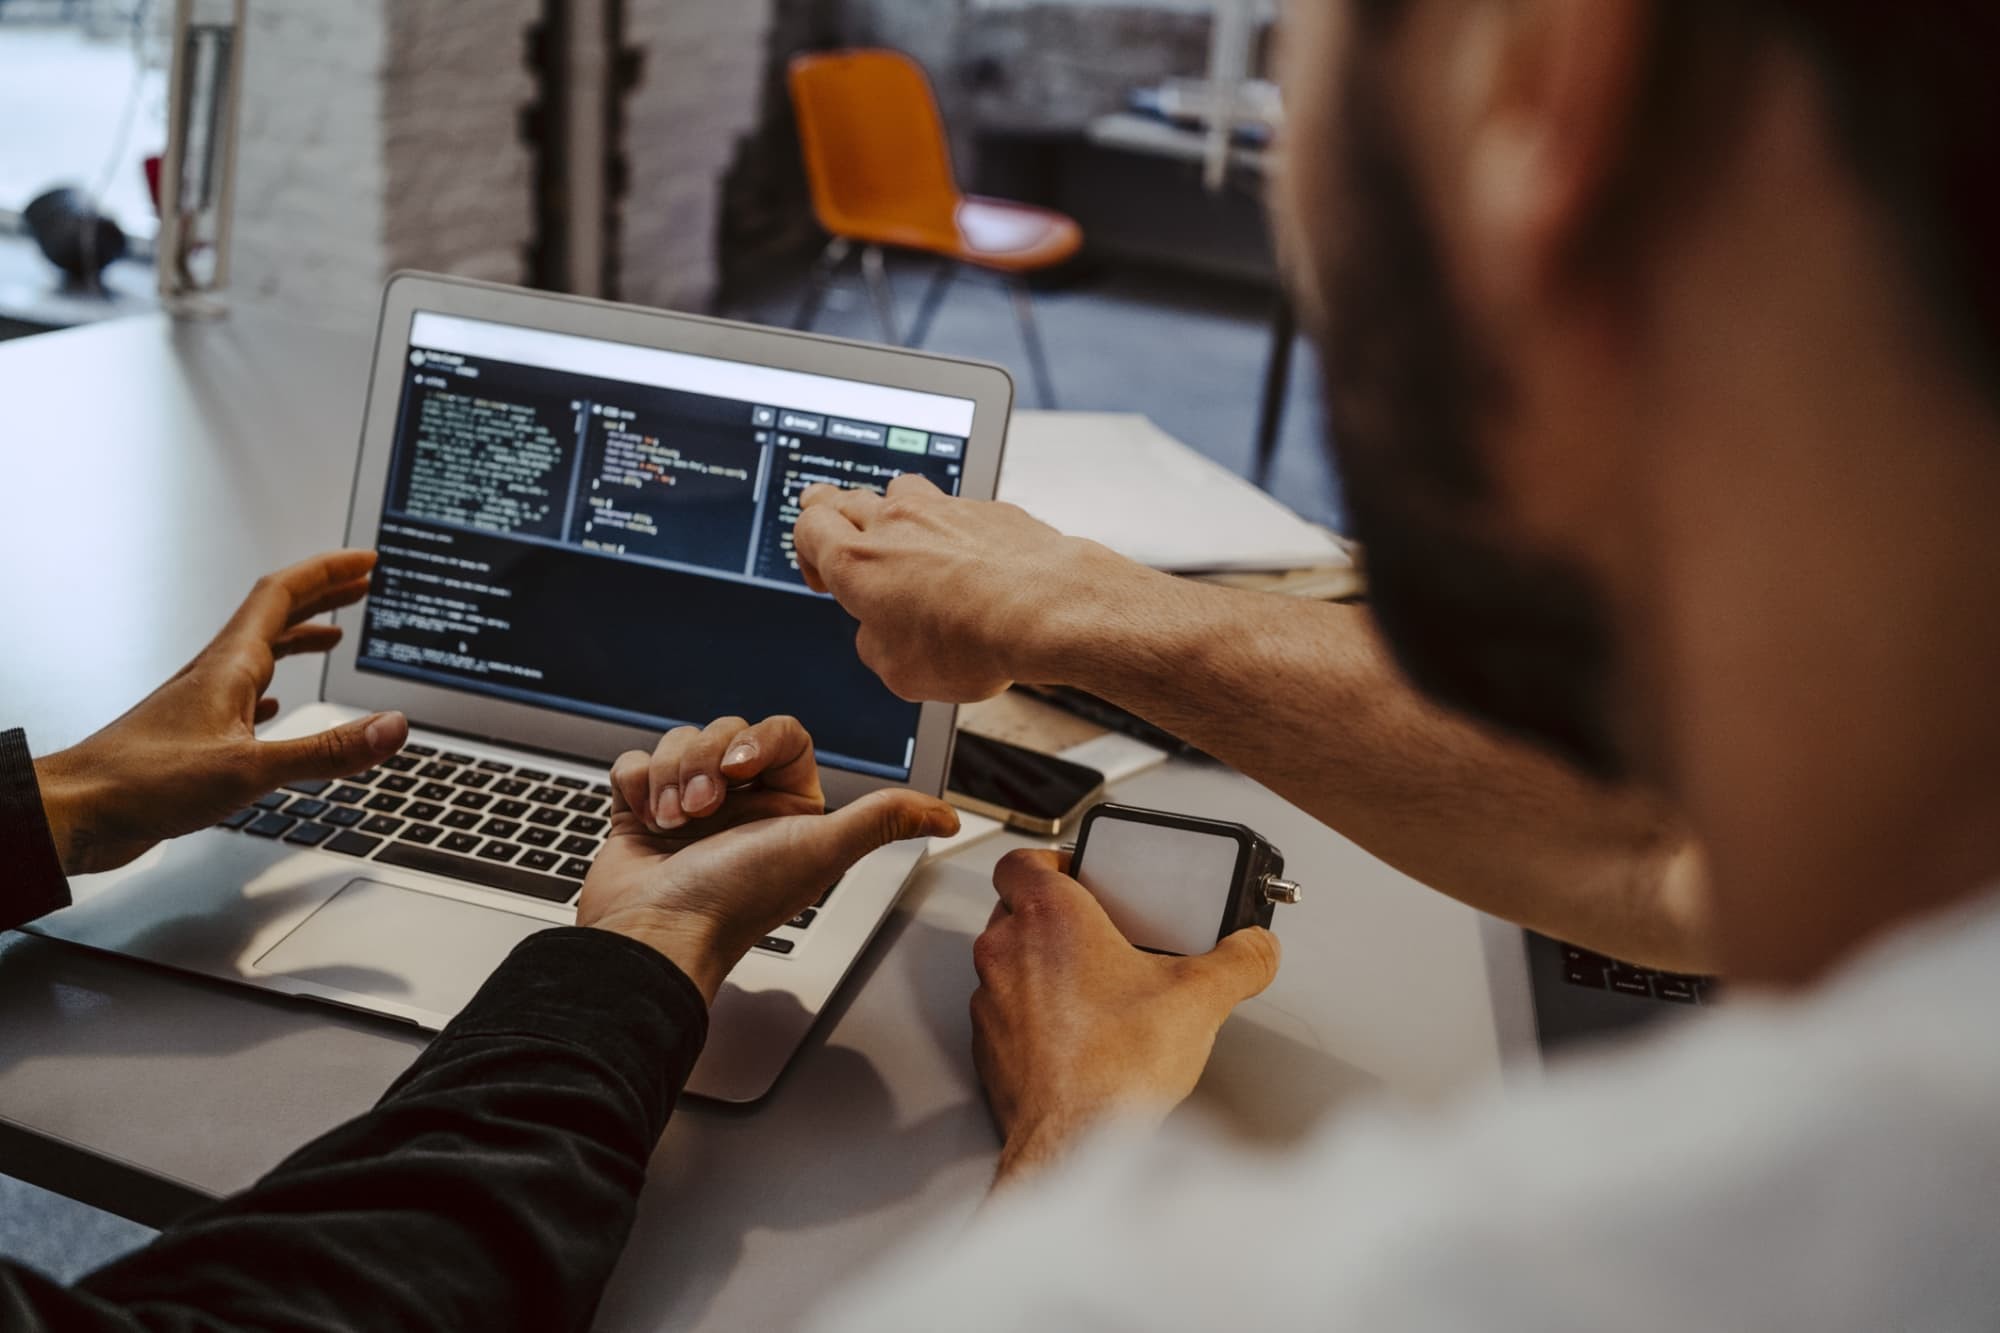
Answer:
(1454, 0, 1651, 309)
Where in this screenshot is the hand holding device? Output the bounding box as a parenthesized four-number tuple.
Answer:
(583, 716, 961, 1001)
(32, 550, 409, 875)
(793, 472, 1148, 702)
(1069, 804, 1301, 956)
(971, 848, 1280, 1188)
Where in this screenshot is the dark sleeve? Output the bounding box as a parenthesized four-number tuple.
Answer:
(0, 728, 70, 931)
(0, 927, 707, 1333)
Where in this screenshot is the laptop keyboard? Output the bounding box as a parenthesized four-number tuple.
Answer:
(1559, 944, 1717, 1004)
(217, 741, 826, 955)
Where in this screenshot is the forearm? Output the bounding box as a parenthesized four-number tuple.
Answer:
(52, 928, 703, 1332)
(1024, 569, 1712, 970)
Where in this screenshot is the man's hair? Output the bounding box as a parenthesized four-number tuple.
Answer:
(1359, 1, 2000, 406)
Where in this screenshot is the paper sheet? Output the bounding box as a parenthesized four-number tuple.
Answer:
(996, 412, 1351, 573)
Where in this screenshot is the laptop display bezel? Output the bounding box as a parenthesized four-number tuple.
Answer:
(321, 271, 1013, 806)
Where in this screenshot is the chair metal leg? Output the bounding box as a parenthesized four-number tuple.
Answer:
(1251, 294, 1299, 490)
(1009, 278, 1058, 408)
(907, 261, 957, 350)
(792, 237, 853, 332)
(861, 245, 900, 345)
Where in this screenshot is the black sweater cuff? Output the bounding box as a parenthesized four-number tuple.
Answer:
(392, 925, 710, 1132)
(0, 728, 70, 931)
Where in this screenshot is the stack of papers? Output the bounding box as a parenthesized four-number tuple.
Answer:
(996, 412, 1351, 573)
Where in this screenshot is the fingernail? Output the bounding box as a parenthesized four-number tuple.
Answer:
(364, 713, 403, 751)
(655, 786, 684, 829)
(683, 773, 716, 813)
(724, 743, 756, 768)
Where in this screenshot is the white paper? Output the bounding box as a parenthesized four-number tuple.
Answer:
(995, 412, 1352, 573)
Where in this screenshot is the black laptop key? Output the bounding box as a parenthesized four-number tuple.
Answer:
(558, 834, 598, 857)
(365, 793, 407, 814)
(787, 908, 816, 930)
(246, 812, 296, 837)
(405, 801, 445, 823)
(1563, 963, 1607, 989)
(328, 784, 369, 806)
(377, 774, 418, 794)
(282, 798, 326, 820)
(361, 814, 405, 837)
(515, 767, 550, 782)
(567, 814, 606, 836)
(530, 785, 566, 805)
(284, 821, 333, 847)
(590, 782, 612, 799)
(442, 751, 474, 764)
(519, 826, 558, 848)
(353, 767, 385, 785)
(528, 806, 566, 828)
(480, 818, 522, 839)
(324, 806, 366, 828)
(283, 778, 331, 795)
(816, 880, 839, 908)
(380, 753, 420, 772)
(1608, 970, 1656, 999)
(565, 793, 603, 813)
(254, 791, 289, 811)
(491, 778, 530, 798)
(218, 807, 258, 830)
(416, 782, 455, 803)
(402, 742, 438, 757)
(1654, 975, 1700, 1004)
(326, 830, 382, 857)
(401, 823, 444, 846)
(441, 831, 483, 854)
(755, 935, 796, 956)
(477, 758, 514, 774)
(554, 775, 588, 790)
(442, 809, 481, 830)
(458, 771, 494, 790)
(491, 798, 531, 820)
(518, 848, 560, 873)
(451, 790, 492, 810)
(477, 839, 521, 863)
(374, 841, 578, 904)
(418, 762, 458, 781)
(557, 856, 594, 880)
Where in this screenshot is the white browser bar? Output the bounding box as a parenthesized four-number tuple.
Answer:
(409, 311, 977, 437)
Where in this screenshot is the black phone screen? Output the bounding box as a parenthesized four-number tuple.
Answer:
(947, 732, 1105, 823)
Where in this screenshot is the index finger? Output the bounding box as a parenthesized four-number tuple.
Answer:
(222, 550, 379, 645)
(717, 714, 821, 801)
(991, 847, 1082, 911)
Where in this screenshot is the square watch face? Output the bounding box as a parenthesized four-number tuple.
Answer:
(1072, 808, 1252, 955)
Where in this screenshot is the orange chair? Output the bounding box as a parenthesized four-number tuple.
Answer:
(788, 48, 1083, 406)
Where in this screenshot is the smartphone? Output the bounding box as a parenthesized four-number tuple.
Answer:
(946, 731, 1107, 835)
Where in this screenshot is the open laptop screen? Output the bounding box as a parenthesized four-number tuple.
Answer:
(354, 311, 976, 780)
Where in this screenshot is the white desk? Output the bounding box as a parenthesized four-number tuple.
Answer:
(0, 313, 1531, 1331)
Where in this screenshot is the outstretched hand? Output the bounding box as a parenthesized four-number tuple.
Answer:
(33, 550, 408, 875)
(579, 715, 960, 1001)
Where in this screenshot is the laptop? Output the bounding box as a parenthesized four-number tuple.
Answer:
(28, 272, 1014, 1103)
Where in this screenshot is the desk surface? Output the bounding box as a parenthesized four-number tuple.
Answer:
(0, 313, 1530, 1332)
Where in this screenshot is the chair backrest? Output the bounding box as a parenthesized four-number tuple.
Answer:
(788, 49, 962, 248)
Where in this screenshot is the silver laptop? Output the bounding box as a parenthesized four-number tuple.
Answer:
(29, 272, 1013, 1103)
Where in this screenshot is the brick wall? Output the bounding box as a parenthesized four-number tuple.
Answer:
(226, 0, 537, 330)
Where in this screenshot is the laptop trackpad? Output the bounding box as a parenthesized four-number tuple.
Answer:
(253, 878, 557, 1017)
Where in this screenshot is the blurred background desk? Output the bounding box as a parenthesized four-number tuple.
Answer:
(0, 314, 1530, 1330)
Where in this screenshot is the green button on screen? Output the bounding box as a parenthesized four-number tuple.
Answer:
(887, 427, 929, 454)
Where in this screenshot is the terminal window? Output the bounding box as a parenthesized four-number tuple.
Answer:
(357, 320, 974, 778)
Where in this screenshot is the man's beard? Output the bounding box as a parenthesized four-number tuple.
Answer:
(1312, 46, 1630, 783)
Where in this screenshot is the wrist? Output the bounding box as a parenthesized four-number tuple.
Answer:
(992, 1097, 1169, 1190)
(30, 751, 88, 877)
(588, 907, 740, 1005)
(1010, 543, 1178, 690)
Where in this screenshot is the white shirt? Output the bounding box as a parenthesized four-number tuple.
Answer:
(817, 890, 2000, 1333)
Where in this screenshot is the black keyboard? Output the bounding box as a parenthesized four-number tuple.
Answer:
(217, 740, 829, 955)
(1559, 944, 1717, 1004)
